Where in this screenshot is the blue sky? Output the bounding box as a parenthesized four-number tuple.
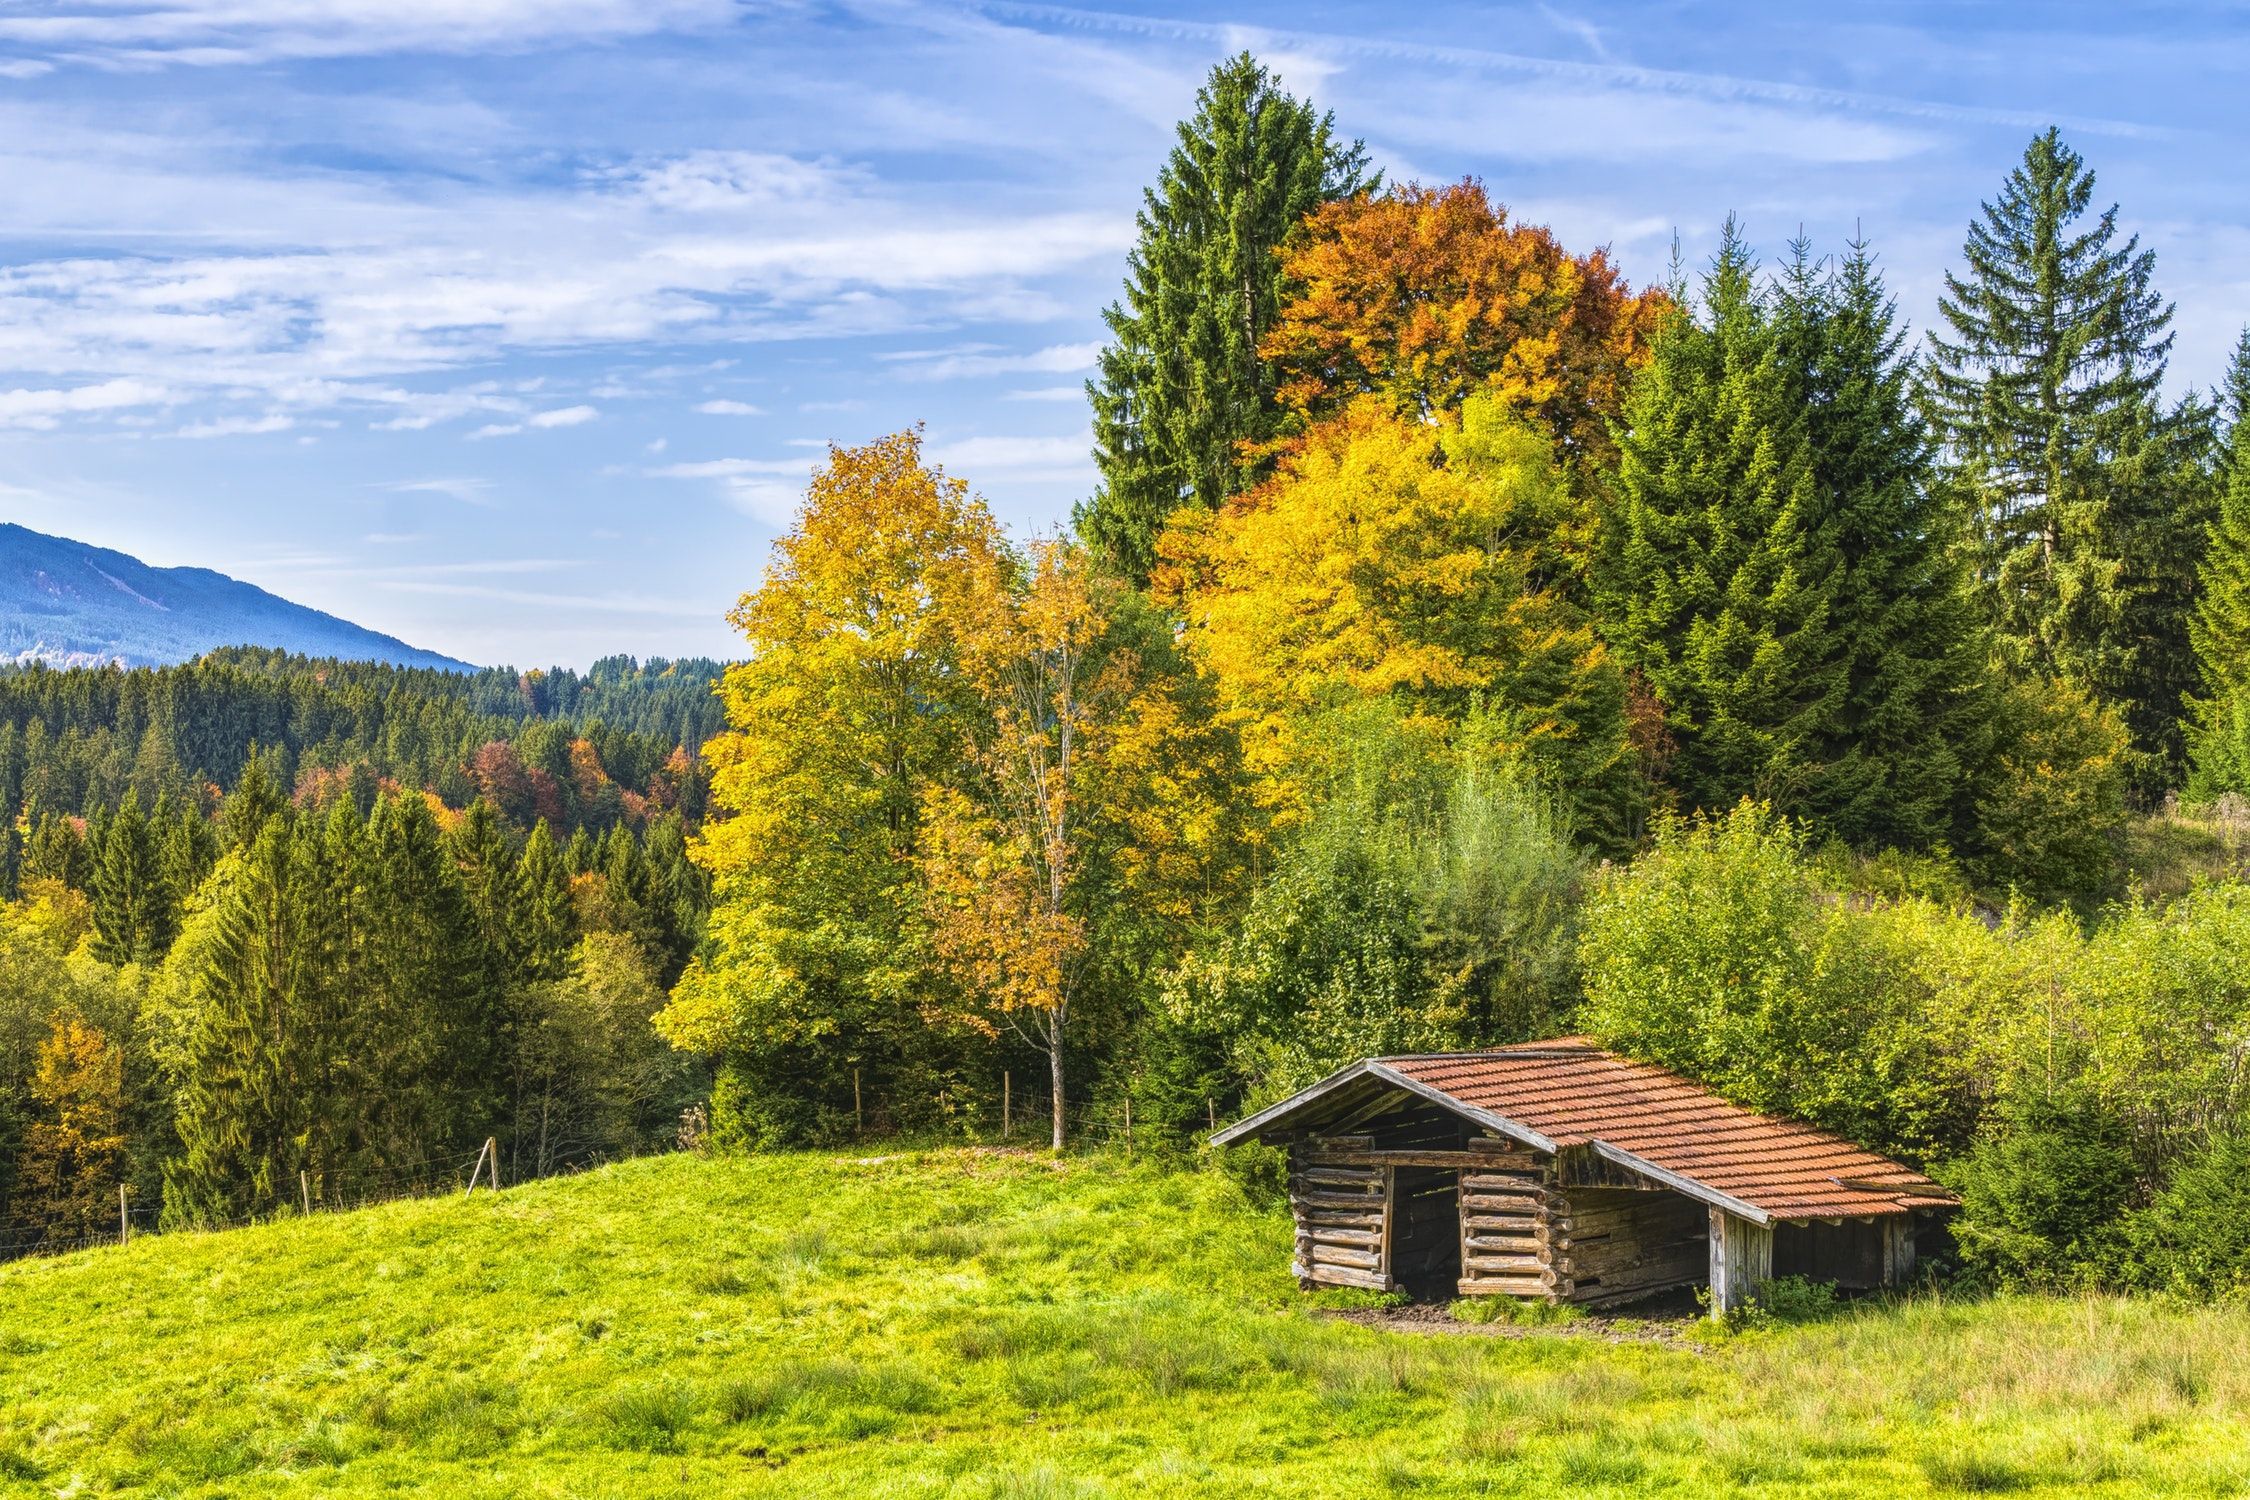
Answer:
(0, 1, 2242, 667)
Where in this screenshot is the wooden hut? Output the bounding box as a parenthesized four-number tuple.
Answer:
(1209, 1039, 1954, 1315)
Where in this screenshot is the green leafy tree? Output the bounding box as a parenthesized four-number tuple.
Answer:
(1078, 52, 1372, 582)
(1925, 127, 2205, 778)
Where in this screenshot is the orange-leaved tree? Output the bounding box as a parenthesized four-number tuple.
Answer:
(1262, 179, 1668, 467)
(919, 539, 1249, 1150)
(1157, 392, 1634, 841)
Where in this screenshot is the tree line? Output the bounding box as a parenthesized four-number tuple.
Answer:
(0, 652, 718, 1249)
(664, 55, 2250, 1293)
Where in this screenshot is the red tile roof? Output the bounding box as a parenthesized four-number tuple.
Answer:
(1377, 1039, 1953, 1221)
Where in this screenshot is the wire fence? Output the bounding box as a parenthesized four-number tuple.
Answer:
(0, 1138, 664, 1266)
(0, 1079, 1216, 1266)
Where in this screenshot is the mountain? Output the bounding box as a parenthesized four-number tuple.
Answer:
(0, 522, 474, 671)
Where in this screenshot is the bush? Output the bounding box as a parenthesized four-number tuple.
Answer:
(1941, 1090, 2137, 1287)
(2120, 1119, 2250, 1295)
(1576, 802, 1958, 1159)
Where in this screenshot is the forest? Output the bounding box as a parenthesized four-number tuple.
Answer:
(7, 52, 2250, 1299)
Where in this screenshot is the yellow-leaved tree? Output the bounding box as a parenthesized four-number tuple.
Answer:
(656, 429, 1018, 1146)
(1158, 393, 1635, 842)
(659, 432, 1246, 1148)
(916, 540, 1248, 1149)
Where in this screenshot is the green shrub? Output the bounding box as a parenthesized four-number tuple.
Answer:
(2121, 1120, 2250, 1294)
(1942, 1091, 2136, 1286)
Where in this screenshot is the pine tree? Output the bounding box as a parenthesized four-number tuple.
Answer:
(1768, 235, 1997, 847)
(223, 754, 285, 850)
(2188, 330, 2250, 796)
(89, 792, 176, 965)
(1925, 127, 2198, 777)
(1078, 52, 1372, 582)
(1594, 223, 1846, 819)
(513, 819, 575, 983)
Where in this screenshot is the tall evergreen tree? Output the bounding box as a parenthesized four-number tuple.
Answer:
(1769, 236, 1997, 846)
(1925, 127, 2201, 777)
(89, 792, 175, 966)
(513, 819, 575, 983)
(2187, 330, 2250, 796)
(1078, 52, 1372, 582)
(1593, 223, 1846, 819)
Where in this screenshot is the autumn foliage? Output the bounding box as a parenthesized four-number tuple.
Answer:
(1263, 180, 1669, 466)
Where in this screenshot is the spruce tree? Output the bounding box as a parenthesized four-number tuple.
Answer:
(2188, 330, 2250, 796)
(513, 819, 575, 983)
(1770, 235, 1997, 847)
(1925, 127, 2199, 777)
(1078, 52, 1372, 582)
(89, 792, 176, 966)
(1594, 223, 1846, 819)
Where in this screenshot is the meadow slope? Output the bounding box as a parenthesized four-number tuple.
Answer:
(2, 1149, 2248, 1498)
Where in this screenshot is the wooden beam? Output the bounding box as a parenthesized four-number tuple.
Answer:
(1707, 1208, 1774, 1318)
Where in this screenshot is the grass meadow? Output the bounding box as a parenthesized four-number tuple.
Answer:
(2, 1148, 2248, 1497)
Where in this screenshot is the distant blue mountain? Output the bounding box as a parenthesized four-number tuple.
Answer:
(0, 522, 475, 671)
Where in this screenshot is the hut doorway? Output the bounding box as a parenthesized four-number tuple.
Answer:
(1388, 1166, 1462, 1298)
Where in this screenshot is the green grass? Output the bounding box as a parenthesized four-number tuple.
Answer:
(4, 1149, 2250, 1497)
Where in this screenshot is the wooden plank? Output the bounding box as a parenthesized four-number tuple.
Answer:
(1305, 1149, 1543, 1169)
(1302, 1226, 1381, 1250)
(1290, 1189, 1386, 1211)
(1463, 1233, 1549, 1256)
(1379, 1165, 1396, 1286)
(1294, 1260, 1390, 1291)
(1292, 1166, 1382, 1189)
(1707, 1208, 1774, 1317)
(1459, 1171, 1546, 1191)
(1310, 1245, 1382, 1271)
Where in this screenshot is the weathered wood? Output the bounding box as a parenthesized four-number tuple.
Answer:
(1293, 1165, 1383, 1188)
(1463, 1232, 1552, 1256)
(1379, 1165, 1396, 1284)
(1290, 1189, 1386, 1211)
(1310, 1245, 1382, 1270)
(1303, 1149, 1540, 1169)
(1294, 1259, 1390, 1291)
(1459, 1171, 1548, 1191)
(1882, 1216, 1915, 1285)
(1301, 1226, 1381, 1250)
(1708, 1208, 1773, 1317)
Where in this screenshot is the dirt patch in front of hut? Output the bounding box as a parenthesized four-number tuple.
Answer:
(1322, 1288, 1706, 1348)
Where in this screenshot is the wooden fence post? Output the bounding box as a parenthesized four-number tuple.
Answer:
(853, 1068, 863, 1135)
(465, 1137, 492, 1196)
(1207, 1098, 1216, 1134)
(1003, 1071, 1011, 1140)
(1123, 1096, 1132, 1148)
(119, 1183, 130, 1245)
(301, 1170, 311, 1216)
(486, 1138, 500, 1191)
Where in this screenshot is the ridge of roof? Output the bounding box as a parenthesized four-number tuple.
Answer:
(1219, 1039, 1957, 1222)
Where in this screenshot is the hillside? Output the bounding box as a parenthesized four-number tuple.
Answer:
(3, 1152, 2248, 1497)
(0, 523, 471, 671)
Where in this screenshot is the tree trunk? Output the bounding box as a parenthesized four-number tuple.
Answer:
(1048, 1006, 1066, 1154)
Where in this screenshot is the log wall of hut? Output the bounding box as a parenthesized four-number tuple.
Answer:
(1551, 1187, 1708, 1307)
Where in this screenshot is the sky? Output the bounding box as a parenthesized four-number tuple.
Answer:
(0, 0, 2242, 668)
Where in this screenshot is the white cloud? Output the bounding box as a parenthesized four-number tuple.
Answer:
(694, 399, 764, 416)
(0, 376, 172, 428)
(172, 411, 292, 438)
(646, 454, 816, 526)
(1003, 384, 1089, 402)
(381, 477, 494, 505)
(884, 340, 1102, 381)
(0, 0, 738, 70)
(927, 430, 1093, 481)
(467, 404, 598, 440)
